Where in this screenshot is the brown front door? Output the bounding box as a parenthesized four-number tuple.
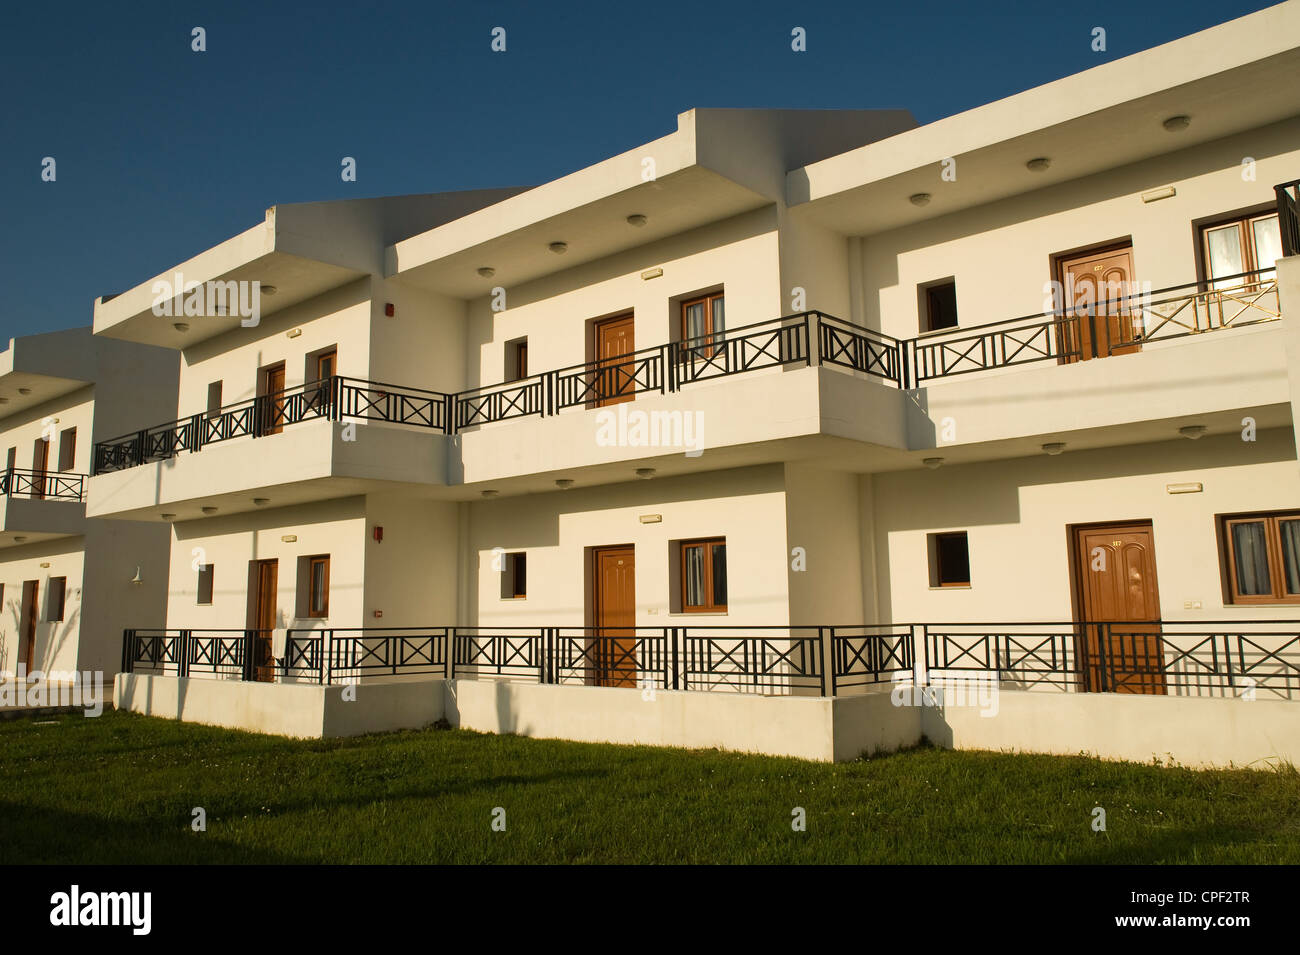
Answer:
(32, 438, 48, 499)
(591, 314, 635, 407)
(1072, 521, 1165, 694)
(1059, 245, 1139, 360)
(248, 559, 278, 682)
(259, 363, 287, 435)
(19, 580, 38, 673)
(591, 545, 637, 687)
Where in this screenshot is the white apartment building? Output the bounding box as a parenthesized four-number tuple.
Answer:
(0, 327, 177, 679)
(92, 4, 1300, 763)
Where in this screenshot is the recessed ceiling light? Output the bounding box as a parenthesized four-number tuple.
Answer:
(626, 214, 647, 227)
(201, 506, 218, 515)
(923, 457, 944, 469)
(1179, 424, 1207, 440)
(548, 241, 568, 254)
(481, 489, 499, 498)
(1041, 442, 1066, 455)
(1163, 115, 1190, 132)
(477, 267, 496, 278)
(13, 536, 27, 542)
(635, 468, 656, 480)
(1026, 157, 1051, 172)
(253, 498, 270, 506)
(555, 479, 574, 489)
(909, 193, 931, 207)
(160, 513, 176, 520)
(17, 388, 31, 396)
(260, 284, 278, 295)
(173, 322, 190, 332)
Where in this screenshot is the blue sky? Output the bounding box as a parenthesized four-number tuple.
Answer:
(0, 0, 1279, 338)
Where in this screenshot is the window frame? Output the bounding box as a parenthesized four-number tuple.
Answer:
(197, 563, 214, 605)
(500, 552, 527, 599)
(1220, 511, 1300, 605)
(57, 427, 77, 472)
(930, 531, 971, 588)
(305, 555, 330, 618)
(679, 292, 725, 350)
(1199, 210, 1281, 288)
(679, 537, 727, 613)
(46, 576, 67, 622)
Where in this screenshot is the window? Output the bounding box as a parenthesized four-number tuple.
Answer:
(315, 349, 337, 381)
(1221, 511, 1300, 604)
(680, 538, 727, 612)
(500, 552, 527, 599)
(57, 428, 76, 472)
(197, 564, 214, 605)
(5, 447, 14, 471)
(206, 381, 223, 420)
(929, 532, 970, 587)
(921, 280, 959, 332)
(505, 339, 528, 382)
(306, 556, 330, 617)
(681, 292, 725, 348)
(46, 577, 66, 621)
(1202, 213, 1281, 288)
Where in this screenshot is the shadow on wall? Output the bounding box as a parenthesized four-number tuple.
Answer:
(442, 679, 534, 738)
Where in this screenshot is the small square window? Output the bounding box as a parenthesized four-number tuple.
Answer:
(500, 552, 527, 599)
(197, 564, 214, 605)
(921, 281, 959, 332)
(47, 577, 67, 621)
(929, 532, 970, 587)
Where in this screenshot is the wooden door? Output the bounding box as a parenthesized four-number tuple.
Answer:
(1072, 522, 1165, 694)
(591, 545, 637, 687)
(1059, 245, 1139, 360)
(259, 363, 287, 435)
(591, 314, 635, 407)
(20, 580, 38, 673)
(32, 438, 48, 499)
(248, 559, 278, 682)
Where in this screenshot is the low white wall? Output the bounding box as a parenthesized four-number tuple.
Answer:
(114, 673, 443, 739)
(923, 690, 1300, 769)
(832, 691, 922, 761)
(446, 679, 847, 761)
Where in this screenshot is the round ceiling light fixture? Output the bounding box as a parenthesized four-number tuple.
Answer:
(548, 241, 568, 254)
(909, 193, 931, 207)
(1026, 157, 1051, 172)
(1163, 115, 1190, 132)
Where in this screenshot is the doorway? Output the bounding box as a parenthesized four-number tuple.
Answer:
(590, 545, 637, 687)
(1071, 521, 1165, 694)
(247, 559, 278, 682)
(1056, 243, 1140, 360)
(590, 314, 635, 407)
(31, 437, 48, 499)
(19, 580, 38, 673)
(258, 362, 287, 436)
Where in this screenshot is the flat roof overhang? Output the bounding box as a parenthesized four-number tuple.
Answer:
(788, 3, 1300, 235)
(387, 128, 772, 298)
(0, 328, 95, 416)
(92, 217, 366, 349)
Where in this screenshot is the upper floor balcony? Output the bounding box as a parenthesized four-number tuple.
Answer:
(0, 467, 88, 549)
(86, 259, 1292, 516)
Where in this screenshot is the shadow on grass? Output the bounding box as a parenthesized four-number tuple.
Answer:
(0, 800, 311, 865)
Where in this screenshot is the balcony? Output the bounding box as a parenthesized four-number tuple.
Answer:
(91, 268, 1287, 487)
(0, 468, 88, 547)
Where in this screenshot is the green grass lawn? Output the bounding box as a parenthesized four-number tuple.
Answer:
(1, 709, 1296, 864)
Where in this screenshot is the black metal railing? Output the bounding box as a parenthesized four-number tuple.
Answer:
(817, 314, 902, 383)
(552, 343, 667, 411)
(671, 316, 810, 387)
(0, 468, 86, 502)
(122, 619, 1300, 698)
(1277, 179, 1300, 258)
(922, 620, 1300, 696)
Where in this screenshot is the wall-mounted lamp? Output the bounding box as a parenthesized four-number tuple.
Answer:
(923, 457, 944, 469)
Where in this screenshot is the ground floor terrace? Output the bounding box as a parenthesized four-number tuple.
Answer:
(113, 426, 1300, 764)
